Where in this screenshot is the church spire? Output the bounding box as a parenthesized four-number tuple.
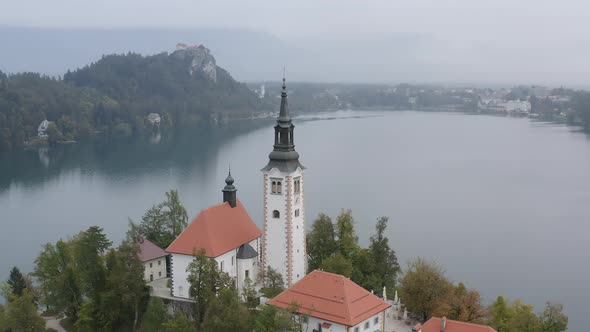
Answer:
(278, 76, 290, 123)
(222, 167, 237, 208)
(261, 76, 305, 173)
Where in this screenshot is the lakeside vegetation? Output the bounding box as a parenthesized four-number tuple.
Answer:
(0, 51, 269, 151)
(0, 191, 569, 332)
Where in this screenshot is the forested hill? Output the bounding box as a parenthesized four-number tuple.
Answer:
(0, 46, 270, 151)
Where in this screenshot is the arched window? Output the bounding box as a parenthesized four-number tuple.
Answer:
(271, 179, 282, 194)
(273, 210, 280, 218)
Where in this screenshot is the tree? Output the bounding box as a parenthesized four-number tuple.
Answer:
(306, 213, 338, 272)
(507, 300, 540, 332)
(400, 257, 453, 321)
(186, 249, 232, 325)
(254, 304, 301, 332)
(98, 241, 148, 330)
(4, 290, 45, 332)
(539, 302, 568, 332)
(0, 304, 7, 331)
(131, 189, 189, 249)
(162, 312, 194, 332)
(367, 216, 400, 291)
(33, 240, 82, 320)
(320, 253, 353, 277)
(7, 267, 27, 297)
(242, 277, 259, 310)
(74, 226, 112, 301)
(260, 267, 285, 298)
(447, 282, 485, 323)
(335, 209, 359, 259)
(203, 288, 251, 332)
(488, 296, 511, 332)
(142, 297, 169, 332)
(46, 122, 63, 144)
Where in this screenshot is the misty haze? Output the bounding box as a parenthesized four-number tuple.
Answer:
(0, 1, 588, 332)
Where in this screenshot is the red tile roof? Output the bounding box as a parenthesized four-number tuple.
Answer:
(267, 270, 391, 327)
(166, 199, 261, 257)
(419, 317, 497, 332)
(137, 238, 168, 262)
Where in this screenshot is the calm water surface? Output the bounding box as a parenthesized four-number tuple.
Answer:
(1, 111, 589, 331)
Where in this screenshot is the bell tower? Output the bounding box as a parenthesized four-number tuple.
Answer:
(261, 77, 306, 287)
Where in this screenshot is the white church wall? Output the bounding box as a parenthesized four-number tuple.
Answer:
(170, 238, 260, 299)
(170, 253, 193, 298)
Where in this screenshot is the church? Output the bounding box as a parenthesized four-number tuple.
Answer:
(166, 77, 307, 297)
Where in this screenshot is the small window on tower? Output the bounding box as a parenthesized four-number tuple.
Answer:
(273, 210, 280, 218)
(295, 209, 300, 217)
(277, 181, 282, 194)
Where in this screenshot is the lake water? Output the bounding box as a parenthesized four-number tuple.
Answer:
(1, 110, 589, 331)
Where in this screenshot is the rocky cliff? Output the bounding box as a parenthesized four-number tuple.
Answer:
(172, 44, 217, 83)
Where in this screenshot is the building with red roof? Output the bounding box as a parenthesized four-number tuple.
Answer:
(166, 171, 262, 299)
(267, 270, 391, 332)
(414, 317, 497, 332)
(137, 238, 168, 282)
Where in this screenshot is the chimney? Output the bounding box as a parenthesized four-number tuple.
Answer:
(441, 317, 447, 332)
(222, 168, 237, 208)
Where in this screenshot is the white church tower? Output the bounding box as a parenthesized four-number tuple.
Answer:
(261, 77, 306, 287)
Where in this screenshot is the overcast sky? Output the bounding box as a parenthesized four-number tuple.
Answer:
(2, 0, 590, 86)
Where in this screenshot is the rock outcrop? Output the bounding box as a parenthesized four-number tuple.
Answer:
(172, 43, 217, 83)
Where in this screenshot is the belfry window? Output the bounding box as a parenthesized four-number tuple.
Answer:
(273, 210, 280, 218)
(271, 179, 282, 194)
(294, 177, 301, 194)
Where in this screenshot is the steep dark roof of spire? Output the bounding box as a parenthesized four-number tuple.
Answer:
(261, 76, 305, 173)
(278, 77, 291, 123)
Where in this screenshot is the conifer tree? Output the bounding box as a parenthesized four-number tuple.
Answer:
(7, 267, 27, 297)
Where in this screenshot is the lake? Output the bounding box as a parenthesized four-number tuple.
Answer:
(1, 110, 589, 331)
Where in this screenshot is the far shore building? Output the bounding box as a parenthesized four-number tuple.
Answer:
(137, 238, 168, 282)
(165, 172, 262, 299)
(413, 317, 497, 332)
(38, 120, 51, 138)
(267, 270, 391, 332)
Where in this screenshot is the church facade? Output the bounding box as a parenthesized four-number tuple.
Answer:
(166, 173, 262, 299)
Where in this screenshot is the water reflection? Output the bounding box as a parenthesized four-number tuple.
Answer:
(0, 120, 270, 192)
